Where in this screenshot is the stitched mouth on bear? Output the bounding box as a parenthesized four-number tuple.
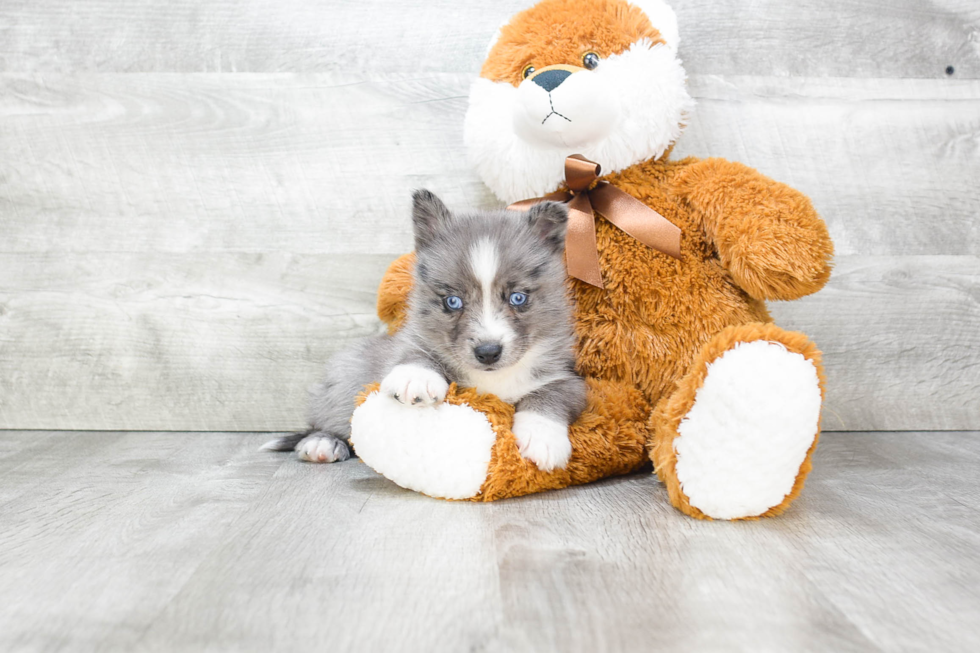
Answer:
(511, 67, 620, 150)
(541, 93, 572, 125)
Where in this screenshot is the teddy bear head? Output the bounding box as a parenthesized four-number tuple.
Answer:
(464, 0, 694, 204)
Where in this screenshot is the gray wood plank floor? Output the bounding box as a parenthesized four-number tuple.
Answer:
(1, 431, 978, 652)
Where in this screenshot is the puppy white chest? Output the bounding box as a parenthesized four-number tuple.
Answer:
(461, 345, 553, 404)
(463, 366, 546, 404)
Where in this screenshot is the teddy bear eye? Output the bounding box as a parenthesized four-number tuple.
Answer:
(582, 52, 600, 70)
(521, 64, 536, 79)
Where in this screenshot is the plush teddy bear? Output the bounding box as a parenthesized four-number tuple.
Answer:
(350, 0, 834, 520)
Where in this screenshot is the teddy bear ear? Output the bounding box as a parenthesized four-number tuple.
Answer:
(484, 25, 505, 58)
(629, 0, 680, 53)
(482, 0, 680, 56)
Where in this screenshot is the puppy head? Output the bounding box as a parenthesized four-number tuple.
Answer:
(409, 190, 571, 373)
(464, 0, 694, 203)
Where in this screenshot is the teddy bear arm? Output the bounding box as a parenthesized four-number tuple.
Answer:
(376, 252, 416, 334)
(673, 158, 834, 301)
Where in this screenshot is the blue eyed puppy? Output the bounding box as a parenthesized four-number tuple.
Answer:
(263, 190, 586, 471)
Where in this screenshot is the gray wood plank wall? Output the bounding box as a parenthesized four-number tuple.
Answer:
(1, 1, 978, 431)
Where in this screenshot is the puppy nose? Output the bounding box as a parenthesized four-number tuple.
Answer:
(474, 343, 503, 365)
(531, 69, 571, 93)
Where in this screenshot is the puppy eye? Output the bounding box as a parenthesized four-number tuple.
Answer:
(521, 64, 536, 79)
(582, 52, 600, 70)
(508, 292, 528, 306)
(444, 295, 464, 311)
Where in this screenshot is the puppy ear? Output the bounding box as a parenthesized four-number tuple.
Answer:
(526, 201, 569, 252)
(412, 189, 453, 251)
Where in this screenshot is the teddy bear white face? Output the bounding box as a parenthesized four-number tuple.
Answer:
(464, 0, 694, 204)
(512, 62, 620, 149)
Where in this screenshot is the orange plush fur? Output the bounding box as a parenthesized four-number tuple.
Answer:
(481, 0, 664, 86)
(369, 0, 833, 517)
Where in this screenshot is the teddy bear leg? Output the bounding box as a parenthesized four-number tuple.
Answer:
(650, 323, 826, 520)
(351, 378, 652, 501)
(350, 388, 499, 500)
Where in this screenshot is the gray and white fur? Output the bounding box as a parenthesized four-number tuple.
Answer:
(262, 190, 586, 471)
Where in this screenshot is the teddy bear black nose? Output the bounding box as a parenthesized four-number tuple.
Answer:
(474, 343, 503, 365)
(531, 69, 571, 92)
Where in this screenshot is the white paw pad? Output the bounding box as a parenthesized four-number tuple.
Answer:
(351, 392, 497, 500)
(674, 340, 822, 519)
(380, 364, 449, 407)
(296, 435, 350, 463)
(512, 411, 572, 472)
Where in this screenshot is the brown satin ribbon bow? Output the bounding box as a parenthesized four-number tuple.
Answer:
(508, 154, 682, 288)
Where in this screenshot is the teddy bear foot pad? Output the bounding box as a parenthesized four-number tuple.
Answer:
(351, 391, 497, 500)
(672, 340, 822, 519)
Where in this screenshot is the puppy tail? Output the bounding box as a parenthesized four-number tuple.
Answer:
(258, 430, 310, 452)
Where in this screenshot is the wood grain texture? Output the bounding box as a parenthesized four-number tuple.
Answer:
(3, 74, 977, 258)
(0, 253, 393, 431)
(0, 73, 489, 256)
(678, 76, 980, 257)
(1, 0, 978, 78)
(0, 431, 283, 652)
(1, 254, 976, 431)
(770, 255, 980, 432)
(679, 0, 980, 79)
(0, 430, 978, 652)
(2, 72, 978, 431)
(2, 3, 979, 432)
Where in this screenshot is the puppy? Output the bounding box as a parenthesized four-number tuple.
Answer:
(262, 190, 586, 471)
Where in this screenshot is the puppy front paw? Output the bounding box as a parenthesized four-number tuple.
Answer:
(512, 411, 572, 472)
(296, 434, 350, 463)
(380, 364, 449, 407)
